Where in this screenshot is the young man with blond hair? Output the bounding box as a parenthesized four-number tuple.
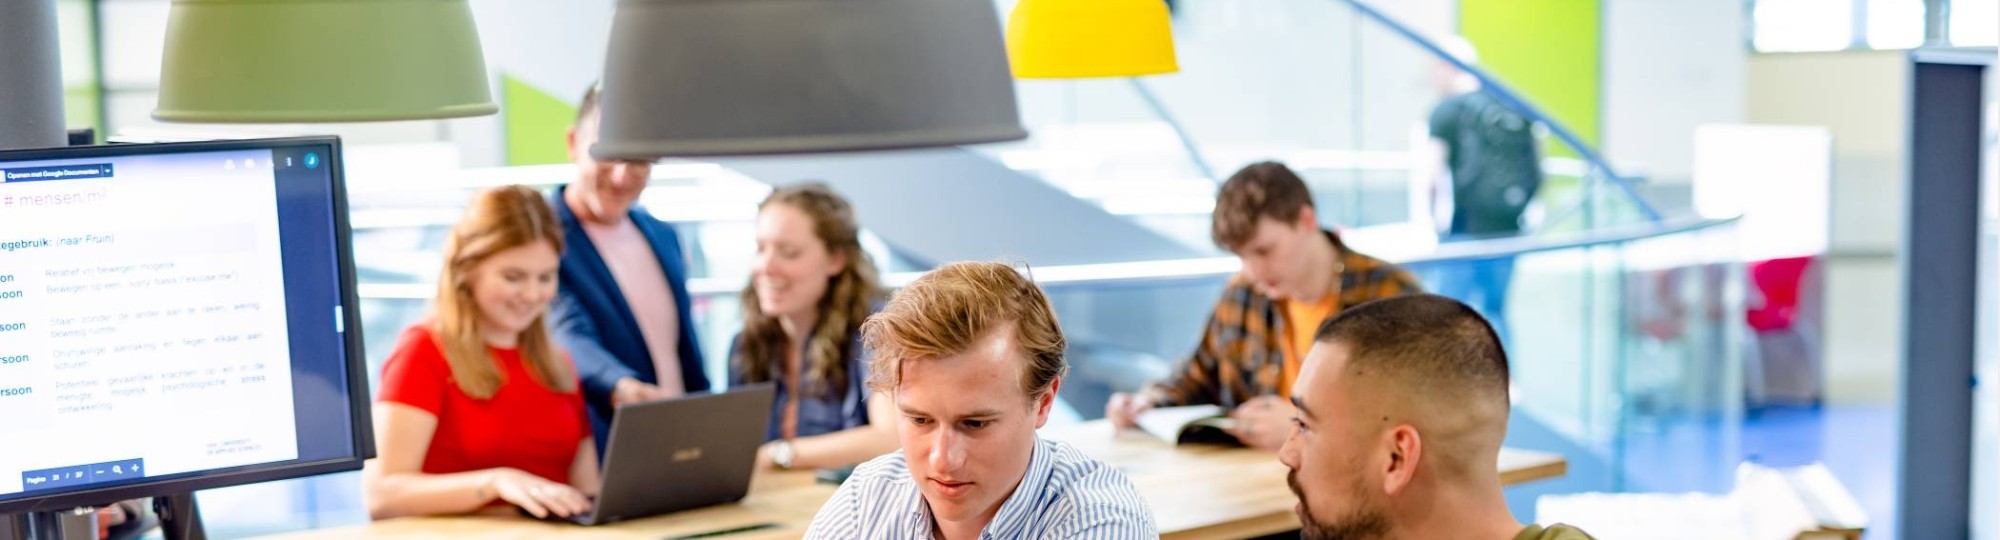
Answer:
(804, 262, 1155, 540)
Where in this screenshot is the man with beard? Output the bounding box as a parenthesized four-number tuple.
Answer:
(1279, 295, 1592, 540)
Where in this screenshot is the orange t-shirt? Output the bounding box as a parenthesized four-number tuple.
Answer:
(1280, 294, 1341, 397)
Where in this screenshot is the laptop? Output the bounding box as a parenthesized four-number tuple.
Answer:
(541, 384, 775, 526)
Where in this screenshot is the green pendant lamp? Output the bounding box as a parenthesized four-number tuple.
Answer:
(591, 0, 1026, 159)
(1008, 0, 1179, 78)
(154, 0, 497, 123)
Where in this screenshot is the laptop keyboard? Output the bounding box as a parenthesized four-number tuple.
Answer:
(516, 505, 594, 525)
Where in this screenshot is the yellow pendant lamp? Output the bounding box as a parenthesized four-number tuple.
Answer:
(1007, 0, 1179, 79)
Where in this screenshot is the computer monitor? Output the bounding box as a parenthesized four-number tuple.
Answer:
(0, 136, 372, 517)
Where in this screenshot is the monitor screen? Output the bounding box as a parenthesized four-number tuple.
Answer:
(0, 136, 371, 515)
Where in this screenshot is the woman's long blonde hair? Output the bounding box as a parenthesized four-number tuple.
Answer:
(734, 183, 883, 400)
(433, 185, 574, 399)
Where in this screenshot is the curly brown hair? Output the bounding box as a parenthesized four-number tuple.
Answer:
(733, 183, 884, 400)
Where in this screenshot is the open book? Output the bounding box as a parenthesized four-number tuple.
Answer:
(1134, 405, 1243, 446)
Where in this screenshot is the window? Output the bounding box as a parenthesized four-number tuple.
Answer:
(1950, 0, 1998, 45)
(1752, 0, 1991, 51)
(1753, 0, 1855, 52)
(1865, 0, 1927, 49)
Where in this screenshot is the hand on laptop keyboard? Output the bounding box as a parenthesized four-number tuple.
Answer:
(490, 469, 593, 519)
(518, 503, 596, 525)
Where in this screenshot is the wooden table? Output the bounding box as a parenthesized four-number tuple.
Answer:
(1039, 421, 1568, 539)
(259, 421, 1565, 540)
(259, 470, 830, 540)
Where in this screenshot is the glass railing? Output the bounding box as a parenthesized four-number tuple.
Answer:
(1420, 220, 1746, 510)
(973, 0, 1663, 255)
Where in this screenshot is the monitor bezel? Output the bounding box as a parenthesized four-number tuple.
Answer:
(0, 136, 375, 516)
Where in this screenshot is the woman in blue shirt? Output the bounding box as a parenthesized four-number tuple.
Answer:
(732, 183, 895, 471)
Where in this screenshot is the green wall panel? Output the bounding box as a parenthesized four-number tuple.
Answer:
(1459, 0, 1601, 149)
(58, 0, 102, 141)
(64, 87, 100, 139)
(502, 74, 578, 166)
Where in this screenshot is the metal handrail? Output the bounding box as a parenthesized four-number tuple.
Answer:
(1335, 0, 1663, 222)
(1128, 78, 1219, 182)
(354, 216, 1732, 300)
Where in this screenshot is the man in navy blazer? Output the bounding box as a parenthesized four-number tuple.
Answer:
(548, 84, 711, 454)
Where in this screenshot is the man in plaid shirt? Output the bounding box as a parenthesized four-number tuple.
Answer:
(1106, 161, 1422, 450)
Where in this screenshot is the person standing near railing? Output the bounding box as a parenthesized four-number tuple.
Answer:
(1105, 161, 1423, 451)
(547, 83, 711, 456)
(1422, 37, 1542, 348)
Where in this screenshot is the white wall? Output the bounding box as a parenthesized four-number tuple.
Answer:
(1746, 50, 1913, 404)
(468, 0, 616, 110)
(1748, 50, 1910, 256)
(1973, 62, 1998, 540)
(1603, 0, 1749, 183)
(1137, 0, 1456, 169)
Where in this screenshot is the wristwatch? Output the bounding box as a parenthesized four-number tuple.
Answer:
(771, 440, 796, 470)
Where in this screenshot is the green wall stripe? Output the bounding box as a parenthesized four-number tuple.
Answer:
(58, 0, 102, 140)
(63, 87, 100, 139)
(1459, 0, 1601, 149)
(502, 74, 579, 166)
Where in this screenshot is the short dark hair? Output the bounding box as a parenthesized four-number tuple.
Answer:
(1212, 161, 1316, 250)
(576, 81, 602, 126)
(1313, 295, 1509, 408)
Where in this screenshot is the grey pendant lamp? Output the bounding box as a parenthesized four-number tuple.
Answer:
(591, 0, 1027, 159)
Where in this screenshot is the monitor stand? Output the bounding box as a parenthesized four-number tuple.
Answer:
(0, 494, 203, 540)
(152, 494, 205, 540)
(0, 508, 95, 540)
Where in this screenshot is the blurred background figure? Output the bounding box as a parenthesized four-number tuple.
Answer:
(1423, 36, 1542, 348)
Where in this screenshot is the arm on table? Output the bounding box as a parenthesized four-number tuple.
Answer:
(362, 403, 591, 520)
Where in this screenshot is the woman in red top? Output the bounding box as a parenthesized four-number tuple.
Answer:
(363, 186, 597, 520)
